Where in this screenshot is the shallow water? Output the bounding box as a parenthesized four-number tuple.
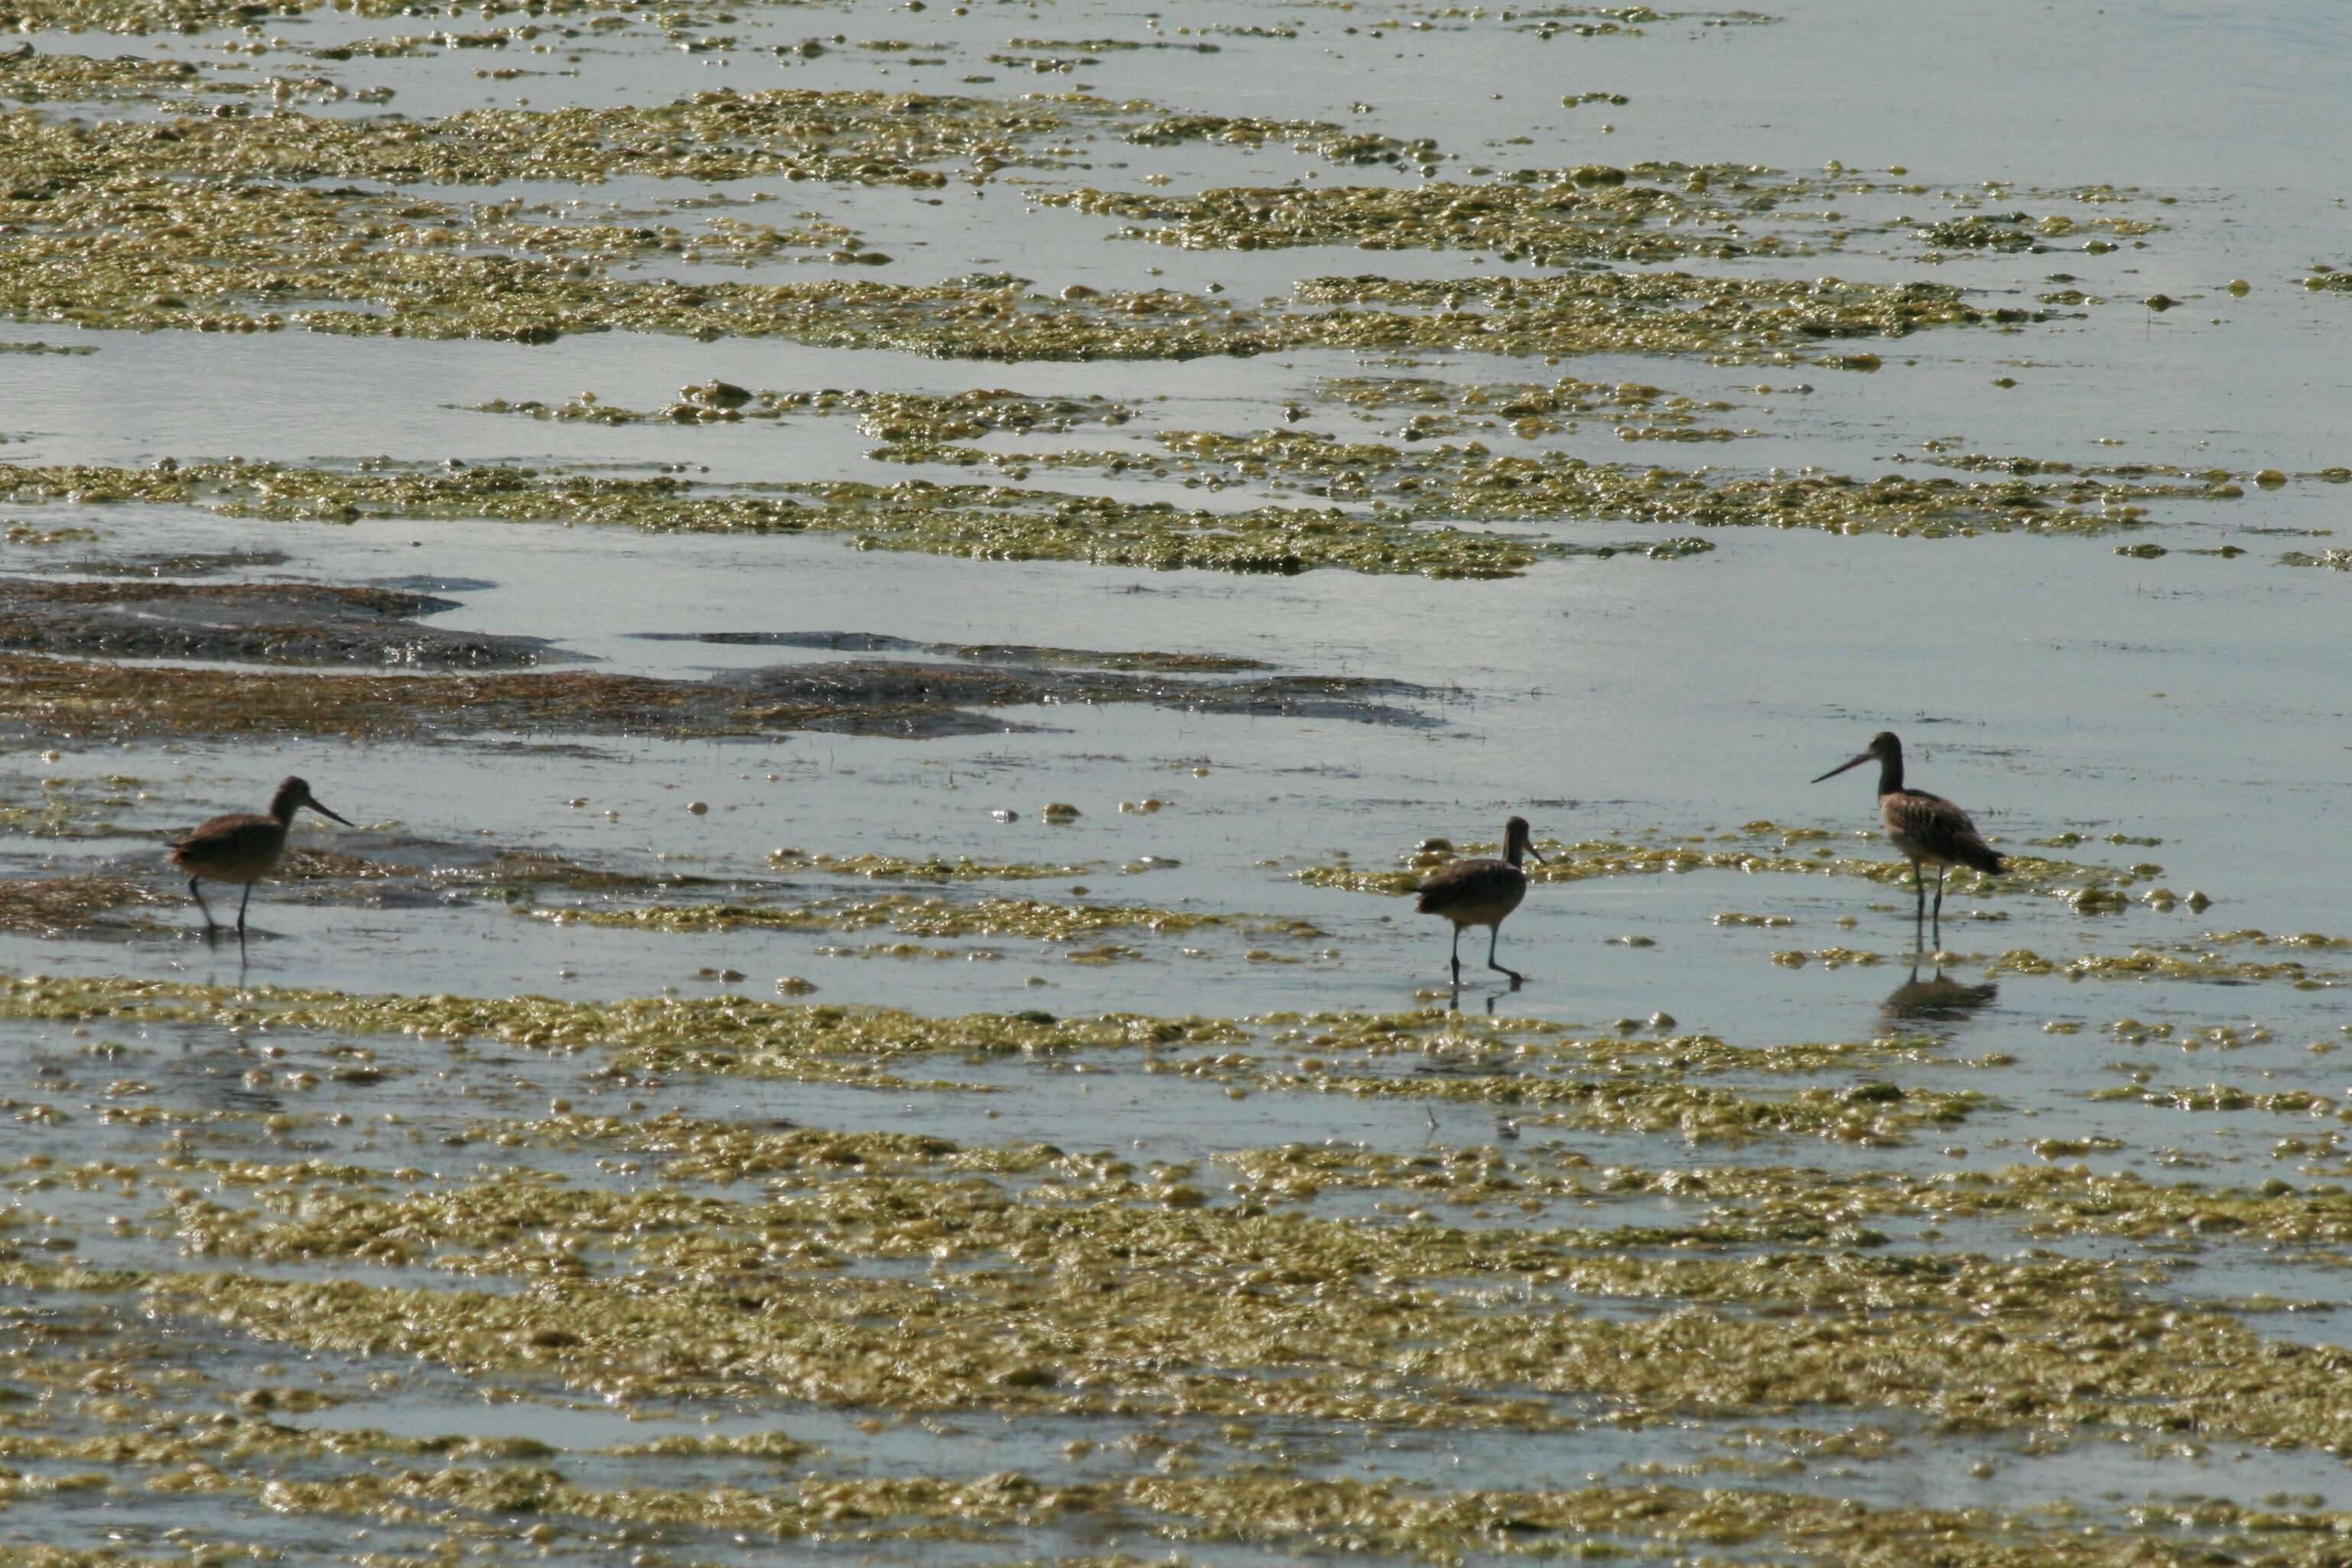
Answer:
(3, 2, 2351, 1563)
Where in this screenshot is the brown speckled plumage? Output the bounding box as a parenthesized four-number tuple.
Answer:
(1879, 785, 2002, 878)
(1814, 732, 2002, 942)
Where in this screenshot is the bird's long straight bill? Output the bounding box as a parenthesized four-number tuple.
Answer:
(1812, 753, 1872, 784)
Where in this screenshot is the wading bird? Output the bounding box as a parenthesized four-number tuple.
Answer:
(1417, 815, 1546, 987)
(171, 776, 353, 942)
(1813, 731, 2002, 943)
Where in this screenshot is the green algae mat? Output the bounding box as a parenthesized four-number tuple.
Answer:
(4, 1, 2352, 1564)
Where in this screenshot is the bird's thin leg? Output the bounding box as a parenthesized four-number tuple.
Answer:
(1911, 860, 1926, 938)
(1449, 925, 1462, 987)
(1485, 924, 1524, 986)
(235, 880, 253, 942)
(1932, 865, 1947, 947)
(188, 877, 217, 941)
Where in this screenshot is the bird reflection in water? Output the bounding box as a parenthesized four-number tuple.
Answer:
(1880, 957, 1999, 1030)
(1445, 978, 1505, 1017)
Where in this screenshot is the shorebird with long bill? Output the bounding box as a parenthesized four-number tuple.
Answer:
(1814, 731, 2002, 943)
(171, 776, 353, 942)
(1417, 815, 1547, 987)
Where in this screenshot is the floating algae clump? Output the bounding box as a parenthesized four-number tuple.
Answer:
(477, 386, 1138, 438)
(0, 971, 1973, 1140)
(0, 973, 1251, 1082)
(1088, 428, 2210, 537)
(1298, 821, 2146, 904)
(0, 87, 1065, 188)
(1039, 173, 1808, 264)
(0, 100, 2015, 359)
(821, 431, 2202, 548)
(1987, 947, 2345, 987)
(0, 50, 200, 100)
(1261, 1062, 1985, 1143)
(13, 1180, 2352, 1459)
(11, 938, 2352, 1563)
(0, 875, 170, 936)
(0, 460, 1550, 578)
(766, 848, 1098, 881)
(0, 772, 142, 838)
(0, 449, 2227, 590)
(5, 0, 810, 24)
(526, 893, 1319, 945)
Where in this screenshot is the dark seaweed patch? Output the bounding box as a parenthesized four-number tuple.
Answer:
(716, 659, 1436, 730)
(0, 642, 1431, 747)
(0, 577, 559, 668)
(638, 629, 1268, 673)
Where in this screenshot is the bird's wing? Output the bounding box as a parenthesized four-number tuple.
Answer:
(1886, 790, 2001, 871)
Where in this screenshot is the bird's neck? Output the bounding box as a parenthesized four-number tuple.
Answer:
(1875, 754, 1905, 797)
(1503, 839, 1525, 868)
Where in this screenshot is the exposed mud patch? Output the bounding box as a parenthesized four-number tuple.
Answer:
(0, 643, 1429, 745)
(714, 659, 1436, 732)
(640, 630, 1269, 674)
(0, 577, 559, 668)
(0, 654, 754, 745)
